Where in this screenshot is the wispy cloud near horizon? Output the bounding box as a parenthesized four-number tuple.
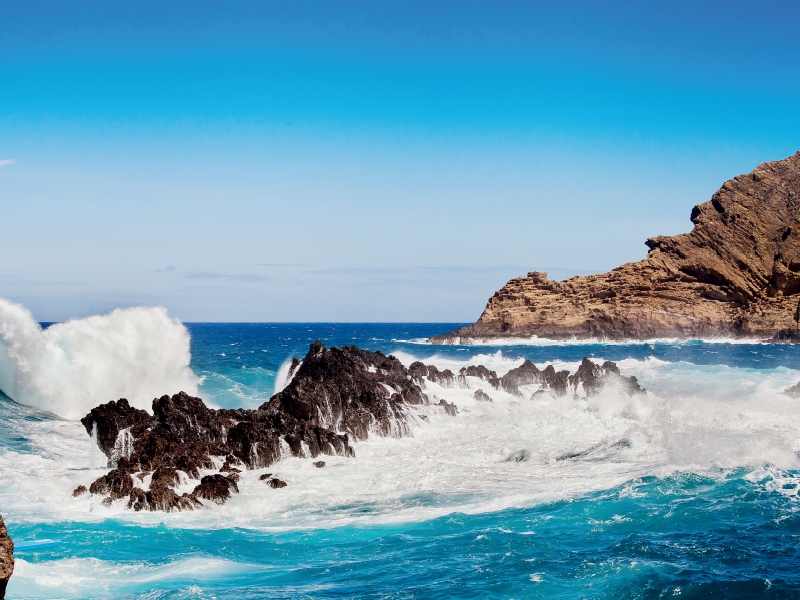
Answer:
(0, 160, 15, 167)
(186, 271, 268, 282)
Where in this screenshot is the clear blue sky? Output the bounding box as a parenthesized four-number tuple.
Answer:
(1, 0, 799, 322)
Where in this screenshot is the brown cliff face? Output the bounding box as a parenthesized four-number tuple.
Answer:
(0, 515, 13, 599)
(432, 151, 800, 343)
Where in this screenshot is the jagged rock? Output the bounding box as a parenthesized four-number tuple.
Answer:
(287, 357, 302, 379)
(431, 152, 800, 342)
(313, 461, 326, 468)
(409, 362, 456, 387)
(266, 478, 287, 489)
(72, 485, 88, 497)
(258, 473, 273, 480)
(438, 399, 458, 416)
(784, 382, 800, 398)
(499, 360, 542, 394)
(458, 365, 500, 388)
(540, 365, 570, 396)
(568, 358, 645, 396)
(80, 341, 429, 511)
(473, 389, 494, 402)
(192, 474, 239, 505)
(81, 398, 150, 457)
(0, 515, 13, 599)
(269, 341, 426, 440)
(89, 461, 135, 501)
(128, 486, 200, 512)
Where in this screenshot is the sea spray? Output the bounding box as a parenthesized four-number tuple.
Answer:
(0, 298, 197, 419)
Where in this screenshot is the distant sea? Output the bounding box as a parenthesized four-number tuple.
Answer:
(3, 323, 800, 598)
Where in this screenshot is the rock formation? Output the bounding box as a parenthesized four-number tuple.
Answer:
(78, 341, 643, 511)
(79, 342, 426, 511)
(0, 515, 13, 600)
(784, 381, 800, 399)
(431, 152, 800, 343)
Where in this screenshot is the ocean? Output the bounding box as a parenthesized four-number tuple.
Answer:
(2, 319, 800, 598)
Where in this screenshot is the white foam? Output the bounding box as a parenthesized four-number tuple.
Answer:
(273, 357, 301, 395)
(391, 349, 525, 376)
(8, 556, 252, 597)
(412, 335, 770, 347)
(3, 339, 800, 533)
(0, 298, 197, 419)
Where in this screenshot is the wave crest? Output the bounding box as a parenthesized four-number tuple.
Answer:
(0, 298, 198, 419)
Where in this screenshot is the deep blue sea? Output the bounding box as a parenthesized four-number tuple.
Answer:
(3, 322, 800, 598)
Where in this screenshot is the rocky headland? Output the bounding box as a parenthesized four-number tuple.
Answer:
(77, 342, 643, 511)
(431, 151, 800, 343)
(0, 515, 13, 600)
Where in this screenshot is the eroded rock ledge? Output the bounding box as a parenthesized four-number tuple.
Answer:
(431, 152, 800, 343)
(0, 515, 13, 600)
(77, 342, 644, 511)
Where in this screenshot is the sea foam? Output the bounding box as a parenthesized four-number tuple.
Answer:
(0, 298, 198, 419)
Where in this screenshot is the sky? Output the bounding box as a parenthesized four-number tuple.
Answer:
(1, 0, 799, 322)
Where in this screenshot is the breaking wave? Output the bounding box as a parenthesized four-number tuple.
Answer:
(0, 298, 198, 420)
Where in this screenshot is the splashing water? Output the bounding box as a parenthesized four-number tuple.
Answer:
(0, 298, 197, 419)
(3, 318, 800, 596)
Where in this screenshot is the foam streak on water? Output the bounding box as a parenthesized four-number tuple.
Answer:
(3, 319, 800, 597)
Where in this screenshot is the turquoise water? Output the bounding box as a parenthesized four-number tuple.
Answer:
(3, 324, 800, 598)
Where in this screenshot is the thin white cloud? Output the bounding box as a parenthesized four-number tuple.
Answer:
(0, 160, 15, 167)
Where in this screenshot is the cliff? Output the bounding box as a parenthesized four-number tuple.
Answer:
(432, 151, 800, 343)
(0, 515, 13, 599)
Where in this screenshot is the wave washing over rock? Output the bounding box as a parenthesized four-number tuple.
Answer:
(0, 299, 197, 419)
(432, 151, 800, 343)
(77, 341, 643, 511)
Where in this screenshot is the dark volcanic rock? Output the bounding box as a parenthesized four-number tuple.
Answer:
(409, 362, 456, 387)
(459, 365, 500, 389)
(268, 341, 426, 440)
(313, 461, 326, 468)
(0, 515, 12, 599)
(473, 389, 494, 402)
(499, 360, 542, 394)
(80, 341, 429, 511)
(568, 358, 645, 396)
(80, 399, 151, 456)
(438, 399, 458, 416)
(785, 381, 800, 398)
(80, 341, 648, 513)
(72, 485, 88, 497)
(192, 474, 239, 505)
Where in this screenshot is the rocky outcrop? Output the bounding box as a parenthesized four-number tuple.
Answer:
(0, 515, 13, 599)
(79, 342, 427, 511)
(784, 381, 800, 399)
(78, 341, 644, 511)
(432, 152, 800, 343)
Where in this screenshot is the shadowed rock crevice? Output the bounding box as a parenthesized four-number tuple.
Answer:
(431, 152, 800, 343)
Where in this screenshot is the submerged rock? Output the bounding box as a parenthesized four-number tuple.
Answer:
(0, 515, 12, 599)
(437, 399, 458, 416)
(473, 389, 494, 402)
